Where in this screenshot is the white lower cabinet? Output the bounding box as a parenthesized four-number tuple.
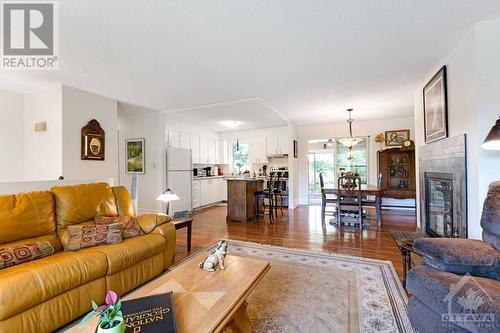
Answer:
(192, 180, 201, 209)
(218, 178, 227, 201)
(200, 179, 210, 207)
(209, 179, 219, 204)
(195, 178, 224, 208)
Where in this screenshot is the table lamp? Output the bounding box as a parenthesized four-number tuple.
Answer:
(156, 188, 180, 215)
(482, 117, 500, 150)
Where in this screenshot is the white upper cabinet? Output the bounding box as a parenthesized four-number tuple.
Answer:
(199, 136, 208, 164)
(248, 137, 267, 164)
(278, 134, 289, 154)
(167, 129, 180, 148)
(179, 132, 191, 149)
(220, 139, 229, 164)
(266, 136, 279, 155)
(207, 138, 216, 164)
(190, 135, 200, 164)
(266, 131, 289, 155)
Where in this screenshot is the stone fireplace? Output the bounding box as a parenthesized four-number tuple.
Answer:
(419, 135, 467, 238)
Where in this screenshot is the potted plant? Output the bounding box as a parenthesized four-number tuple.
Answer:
(80, 290, 125, 333)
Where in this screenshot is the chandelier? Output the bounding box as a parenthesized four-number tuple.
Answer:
(338, 108, 362, 149)
(338, 108, 362, 161)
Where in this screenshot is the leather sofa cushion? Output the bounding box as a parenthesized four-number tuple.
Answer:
(407, 265, 500, 329)
(51, 183, 118, 231)
(483, 229, 500, 252)
(81, 233, 165, 275)
(0, 250, 107, 320)
(408, 297, 470, 333)
(413, 238, 500, 280)
(136, 214, 171, 234)
(0, 190, 57, 245)
(112, 186, 135, 217)
(480, 180, 500, 237)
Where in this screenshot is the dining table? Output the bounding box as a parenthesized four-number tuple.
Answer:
(323, 185, 382, 225)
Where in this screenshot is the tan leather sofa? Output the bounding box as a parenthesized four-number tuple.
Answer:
(0, 183, 176, 333)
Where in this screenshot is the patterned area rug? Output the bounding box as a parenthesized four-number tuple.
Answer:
(213, 240, 415, 333)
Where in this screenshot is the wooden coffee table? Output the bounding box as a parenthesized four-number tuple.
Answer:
(63, 251, 270, 333)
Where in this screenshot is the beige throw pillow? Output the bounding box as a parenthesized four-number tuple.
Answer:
(64, 223, 122, 251)
(95, 215, 145, 239)
(0, 241, 54, 269)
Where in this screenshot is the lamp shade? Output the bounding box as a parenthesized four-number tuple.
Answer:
(338, 137, 363, 148)
(482, 117, 500, 150)
(156, 188, 180, 202)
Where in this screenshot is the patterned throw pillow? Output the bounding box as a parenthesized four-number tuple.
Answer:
(64, 223, 122, 251)
(95, 215, 145, 239)
(0, 241, 54, 269)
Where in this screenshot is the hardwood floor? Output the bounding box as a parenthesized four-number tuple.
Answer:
(173, 205, 417, 282)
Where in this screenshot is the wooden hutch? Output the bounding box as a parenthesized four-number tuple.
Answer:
(378, 147, 416, 200)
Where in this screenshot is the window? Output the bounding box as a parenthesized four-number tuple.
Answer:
(232, 143, 250, 173)
(336, 138, 368, 184)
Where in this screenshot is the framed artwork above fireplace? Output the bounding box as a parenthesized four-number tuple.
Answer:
(423, 66, 448, 143)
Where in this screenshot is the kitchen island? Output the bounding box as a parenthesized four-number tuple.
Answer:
(226, 178, 265, 222)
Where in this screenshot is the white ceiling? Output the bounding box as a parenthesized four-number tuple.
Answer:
(163, 98, 288, 132)
(2, 0, 500, 127)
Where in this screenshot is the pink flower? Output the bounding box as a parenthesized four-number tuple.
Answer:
(96, 305, 107, 311)
(105, 291, 118, 305)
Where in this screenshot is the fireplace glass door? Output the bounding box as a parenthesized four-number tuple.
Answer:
(425, 173, 453, 237)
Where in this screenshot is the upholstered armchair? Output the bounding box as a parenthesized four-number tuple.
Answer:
(407, 181, 500, 333)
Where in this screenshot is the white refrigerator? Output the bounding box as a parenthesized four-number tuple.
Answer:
(166, 147, 192, 213)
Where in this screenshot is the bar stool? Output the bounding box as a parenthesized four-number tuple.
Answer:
(272, 172, 284, 217)
(254, 172, 275, 224)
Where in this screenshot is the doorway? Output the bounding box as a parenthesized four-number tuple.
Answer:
(308, 139, 335, 205)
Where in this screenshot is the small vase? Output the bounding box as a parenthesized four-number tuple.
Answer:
(97, 317, 125, 333)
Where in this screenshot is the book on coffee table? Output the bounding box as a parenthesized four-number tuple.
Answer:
(121, 292, 177, 333)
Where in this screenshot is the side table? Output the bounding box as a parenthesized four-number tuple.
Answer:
(390, 230, 425, 289)
(172, 219, 193, 252)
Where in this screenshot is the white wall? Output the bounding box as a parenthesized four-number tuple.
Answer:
(23, 85, 63, 181)
(297, 116, 415, 205)
(288, 124, 299, 208)
(0, 90, 24, 182)
(118, 104, 164, 212)
(61, 85, 118, 182)
(414, 19, 500, 239)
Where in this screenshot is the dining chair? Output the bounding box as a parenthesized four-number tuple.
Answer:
(319, 173, 336, 221)
(336, 174, 363, 230)
(362, 173, 382, 225)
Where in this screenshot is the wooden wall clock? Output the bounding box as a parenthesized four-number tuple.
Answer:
(81, 119, 105, 160)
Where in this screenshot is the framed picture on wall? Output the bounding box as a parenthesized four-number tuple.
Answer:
(126, 139, 145, 174)
(423, 65, 448, 143)
(81, 119, 105, 161)
(384, 129, 410, 147)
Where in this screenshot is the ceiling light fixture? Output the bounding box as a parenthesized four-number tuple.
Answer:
(221, 120, 241, 128)
(327, 138, 334, 147)
(338, 108, 363, 149)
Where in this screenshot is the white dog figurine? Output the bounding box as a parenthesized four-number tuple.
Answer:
(199, 240, 228, 272)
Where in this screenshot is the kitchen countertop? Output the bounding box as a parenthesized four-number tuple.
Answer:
(193, 176, 225, 180)
(225, 177, 265, 181)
